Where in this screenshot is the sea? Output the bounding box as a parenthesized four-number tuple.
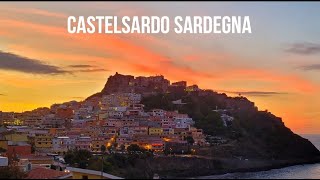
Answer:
(196, 134, 320, 179)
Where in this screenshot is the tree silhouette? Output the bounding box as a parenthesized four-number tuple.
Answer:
(101, 145, 106, 153)
(185, 136, 195, 145)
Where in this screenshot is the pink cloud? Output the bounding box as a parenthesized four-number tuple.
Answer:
(1, 18, 318, 94)
(0, 6, 67, 18)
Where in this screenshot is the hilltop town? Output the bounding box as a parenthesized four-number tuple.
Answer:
(0, 72, 319, 179)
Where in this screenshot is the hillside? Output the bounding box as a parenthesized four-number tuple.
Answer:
(92, 72, 320, 160)
(83, 72, 320, 178)
(142, 92, 320, 160)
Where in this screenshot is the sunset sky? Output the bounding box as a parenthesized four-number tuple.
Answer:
(0, 2, 319, 134)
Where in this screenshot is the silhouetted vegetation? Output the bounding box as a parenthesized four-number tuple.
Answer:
(142, 92, 320, 159)
(185, 136, 195, 145)
(64, 147, 154, 178)
(127, 144, 146, 153)
(64, 149, 92, 169)
(142, 93, 228, 136)
(0, 147, 6, 153)
(0, 165, 27, 179)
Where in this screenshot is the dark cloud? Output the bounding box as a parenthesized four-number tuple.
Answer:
(285, 42, 320, 55)
(238, 91, 288, 97)
(299, 64, 320, 71)
(220, 90, 288, 97)
(0, 50, 68, 75)
(68, 64, 95, 68)
(76, 68, 109, 72)
(164, 60, 214, 78)
(68, 64, 108, 73)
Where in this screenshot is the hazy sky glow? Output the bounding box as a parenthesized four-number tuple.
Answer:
(0, 2, 319, 134)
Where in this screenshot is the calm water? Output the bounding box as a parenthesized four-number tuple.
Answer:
(197, 135, 320, 179)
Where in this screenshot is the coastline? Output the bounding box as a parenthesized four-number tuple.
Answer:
(187, 157, 320, 179)
(148, 156, 320, 179)
(187, 135, 320, 179)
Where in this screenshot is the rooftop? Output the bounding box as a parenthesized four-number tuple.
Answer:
(20, 155, 53, 161)
(56, 136, 70, 139)
(26, 167, 71, 179)
(66, 167, 123, 179)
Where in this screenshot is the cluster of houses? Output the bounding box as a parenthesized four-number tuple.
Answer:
(0, 91, 210, 159)
(0, 73, 243, 179)
(0, 90, 212, 179)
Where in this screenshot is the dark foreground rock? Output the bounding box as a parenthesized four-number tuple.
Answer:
(132, 156, 320, 179)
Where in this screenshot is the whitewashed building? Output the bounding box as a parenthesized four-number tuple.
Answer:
(52, 136, 75, 153)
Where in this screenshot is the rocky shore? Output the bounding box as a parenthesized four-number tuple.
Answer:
(143, 156, 320, 179)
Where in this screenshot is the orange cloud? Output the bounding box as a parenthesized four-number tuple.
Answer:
(0, 72, 99, 89)
(183, 55, 201, 62)
(1, 18, 318, 94)
(223, 69, 319, 93)
(1, 18, 214, 80)
(0, 6, 67, 18)
(0, 29, 15, 38)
